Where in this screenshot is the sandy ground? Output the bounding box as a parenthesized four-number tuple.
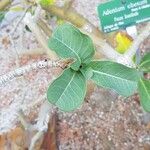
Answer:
(0, 0, 150, 149)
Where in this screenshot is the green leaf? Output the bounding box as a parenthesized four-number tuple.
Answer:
(139, 52, 150, 72)
(89, 61, 140, 96)
(80, 65, 93, 80)
(138, 78, 150, 112)
(47, 68, 86, 112)
(48, 23, 95, 70)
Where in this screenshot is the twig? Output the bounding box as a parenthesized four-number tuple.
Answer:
(8, 33, 20, 66)
(36, 101, 52, 131)
(33, 4, 42, 21)
(82, 30, 122, 60)
(115, 23, 150, 67)
(9, 2, 21, 8)
(124, 22, 150, 59)
(29, 130, 44, 150)
(18, 110, 34, 130)
(11, 5, 32, 35)
(42, 4, 105, 38)
(23, 12, 57, 58)
(0, 0, 11, 11)
(98, 41, 121, 60)
(29, 101, 52, 150)
(64, 0, 74, 11)
(0, 58, 73, 86)
(18, 89, 36, 131)
(37, 18, 52, 37)
(6, 3, 30, 65)
(42, 5, 87, 29)
(41, 4, 122, 60)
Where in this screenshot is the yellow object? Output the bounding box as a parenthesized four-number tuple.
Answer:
(115, 32, 133, 54)
(39, 0, 55, 6)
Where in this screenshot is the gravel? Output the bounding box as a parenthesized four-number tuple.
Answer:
(0, 0, 150, 149)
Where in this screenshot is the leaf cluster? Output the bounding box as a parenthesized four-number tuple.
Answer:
(47, 23, 150, 112)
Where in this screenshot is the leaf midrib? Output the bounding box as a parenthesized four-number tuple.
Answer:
(93, 70, 136, 84)
(56, 72, 76, 104)
(53, 36, 81, 63)
(140, 79, 150, 100)
(140, 59, 150, 68)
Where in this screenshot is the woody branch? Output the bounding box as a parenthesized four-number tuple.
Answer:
(0, 59, 73, 86)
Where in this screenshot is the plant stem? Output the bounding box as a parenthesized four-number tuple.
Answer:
(37, 18, 52, 37)
(23, 12, 57, 59)
(36, 101, 52, 131)
(0, 59, 73, 86)
(84, 31, 122, 60)
(116, 23, 150, 67)
(41, 4, 111, 40)
(42, 5, 88, 29)
(0, 0, 11, 11)
(29, 101, 52, 150)
(64, 0, 74, 11)
(41, 4, 121, 47)
(29, 131, 44, 150)
(41, 4, 121, 60)
(11, 5, 32, 35)
(124, 22, 150, 59)
(18, 110, 34, 130)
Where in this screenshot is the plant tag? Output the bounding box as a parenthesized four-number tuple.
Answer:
(97, 0, 150, 33)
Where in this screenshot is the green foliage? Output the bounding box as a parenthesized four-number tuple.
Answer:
(47, 23, 150, 112)
(48, 23, 95, 70)
(139, 52, 150, 72)
(88, 61, 140, 96)
(47, 68, 86, 112)
(138, 78, 150, 112)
